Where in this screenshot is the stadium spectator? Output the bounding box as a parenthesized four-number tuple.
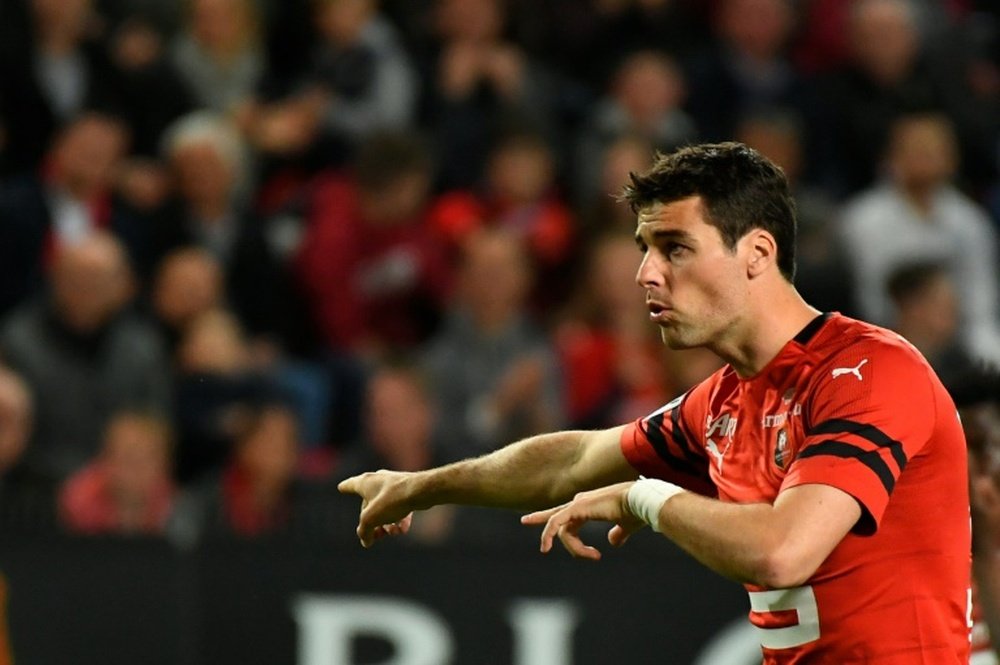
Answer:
(422, 0, 556, 189)
(341, 143, 971, 663)
(171, 308, 283, 483)
(158, 111, 299, 350)
(337, 362, 453, 543)
(0, 369, 33, 475)
(190, 402, 303, 538)
(430, 131, 575, 305)
(528, 0, 706, 92)
(0, 113, 133, 317)
(554, 234, 672, 429)
(170, 0, 263, 115)
(950, 369, 1000, 664)
(580, 133, 655, 240)
(59, 410, 176, 535)
(245, 0, 417, 165)
(574, 50, 696, 207)
(0, 0, 120, 175)
(839, 112, 1000, 363)
(684, 0, 811, 143)
(814, 0, 988, 194)
(421, 228, 563, 461)
(886, 261, 975, 388)
(734, 108, 855, 317)
(295, 130, 451, 356)
(0, 231, 170, 489)
(150, 247, 225, 352)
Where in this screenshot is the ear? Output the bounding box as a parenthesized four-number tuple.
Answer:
(744, 229, 777, 279)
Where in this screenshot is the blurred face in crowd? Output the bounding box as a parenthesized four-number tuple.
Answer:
(51, 232, 134, 334)
(170, 138, 236, 214)
(897, 271, 959, 350)
(635, 197, 755, 350)
(601, 136, 652, 198)
(719, 0, 792, 60)
(487, 139, 554, 206)
(52, 115, 128, 199)
(459, 230, 532, 332)
(315, 0, 374, 45)
(850, 0, 919, 84)
(153, 248, 225, 330)
(436, 0, 503, 43)
(736, 119, 802, 186)
(31, 0, 91, 40)
(103, 414, 171, 502)
(365, 369, 434, 472)
(614, 52, 684, 128)
(190, 0, 256, 56)
(0, 371, 32, 471)
(590, 236, 645, 315)
(887, 116, 957, 193)
(177, 309, 249, 373)
(236, 407, 299, 493)
(359, 170, 431, 226)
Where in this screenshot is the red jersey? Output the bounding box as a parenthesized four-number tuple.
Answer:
(621, 313, 971, 663)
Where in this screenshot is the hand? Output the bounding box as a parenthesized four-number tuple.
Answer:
(520, 482, 645, 560)
(338, 470, 417, 548)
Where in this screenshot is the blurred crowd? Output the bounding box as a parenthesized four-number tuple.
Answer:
(0, 0, 999, 546)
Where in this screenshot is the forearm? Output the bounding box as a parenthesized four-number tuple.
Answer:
(655, 493, 786, 586)
(412, 427, 631, 511)
(652, 483, 859, 589)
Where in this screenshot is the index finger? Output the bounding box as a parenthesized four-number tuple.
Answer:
(338, 476, 360, 494)
(520, 502, 568, 526)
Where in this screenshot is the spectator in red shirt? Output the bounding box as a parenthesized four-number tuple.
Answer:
(295, 130, 452, 356)
(59, 410, 176, 535)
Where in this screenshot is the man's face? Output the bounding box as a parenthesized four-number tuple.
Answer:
(634, 197, 747, 349)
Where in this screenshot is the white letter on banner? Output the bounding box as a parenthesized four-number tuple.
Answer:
(293, 595, 454, 665)
(507, 599, 580, 665)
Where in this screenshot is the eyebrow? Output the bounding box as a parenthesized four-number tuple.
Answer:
(634, 227, 695, 246)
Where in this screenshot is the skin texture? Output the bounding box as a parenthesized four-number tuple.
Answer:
(339, 194, 861, 588)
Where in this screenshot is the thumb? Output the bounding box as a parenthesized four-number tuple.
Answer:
(608, 520, 644, 547)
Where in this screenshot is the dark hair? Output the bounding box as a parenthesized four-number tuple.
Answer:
(355, 130, 432, 191)
(886, 261, 949, 306)
(620, 142, 797, 281)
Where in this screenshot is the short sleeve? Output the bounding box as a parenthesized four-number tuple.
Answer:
(781, 343, 936, 533)
(620, 389, 716, 497)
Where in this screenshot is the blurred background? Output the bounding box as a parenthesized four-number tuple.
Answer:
(0, 0, 997, 663)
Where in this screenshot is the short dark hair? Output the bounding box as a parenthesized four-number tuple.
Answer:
(886, 261, 948, 307)
(620, 142, 797, 281)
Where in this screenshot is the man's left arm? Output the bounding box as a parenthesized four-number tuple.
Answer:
(522, 480, 860, 589)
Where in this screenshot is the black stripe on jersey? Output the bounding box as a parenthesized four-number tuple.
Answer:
(792, 312, 832, 345)
(797, 440, 896, 495)
(671, 401, 704, 467)
(644, 411, 707, 479)
(807, 419, 908, 471)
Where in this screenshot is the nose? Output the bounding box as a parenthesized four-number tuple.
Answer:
(635, 251, 665, 289)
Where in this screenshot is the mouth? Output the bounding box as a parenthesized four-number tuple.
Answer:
(647, 300, 672, 322)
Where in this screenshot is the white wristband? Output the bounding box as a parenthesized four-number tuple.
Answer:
(626, 478, 685, 533)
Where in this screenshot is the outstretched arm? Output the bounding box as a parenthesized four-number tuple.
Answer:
(523, 481, 860, 589)
(338, 426, 637, 547)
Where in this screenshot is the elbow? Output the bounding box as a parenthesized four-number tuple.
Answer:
(751, 546, 820, 590)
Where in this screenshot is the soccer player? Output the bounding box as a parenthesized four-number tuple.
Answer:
(339, 143, 971, 663)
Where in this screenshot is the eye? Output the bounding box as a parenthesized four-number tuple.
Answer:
(636, 240, 648, 254)
(666, 242, 688, 259)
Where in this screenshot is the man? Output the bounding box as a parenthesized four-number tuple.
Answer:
(339, 143, 971, 662)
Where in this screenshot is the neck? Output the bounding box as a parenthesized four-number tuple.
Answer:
(710, 282, 821, 378)
(901, 183, 936, 214)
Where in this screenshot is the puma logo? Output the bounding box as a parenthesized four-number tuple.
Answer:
(832, 358, 868, 381)
(706, 438, 728, 472)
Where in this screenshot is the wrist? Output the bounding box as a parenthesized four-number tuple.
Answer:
(626, 478, 686, 533)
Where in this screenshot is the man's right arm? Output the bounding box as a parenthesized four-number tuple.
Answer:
(338, 426, 636, 547)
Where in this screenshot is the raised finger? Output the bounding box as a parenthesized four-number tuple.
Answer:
(338, 476, 360, 494)
(558, 521, 601, 560)
(520, 504, 564, 526)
